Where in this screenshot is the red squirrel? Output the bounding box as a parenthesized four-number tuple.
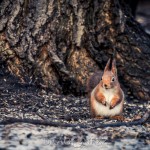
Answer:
(87, 58, 124, 121)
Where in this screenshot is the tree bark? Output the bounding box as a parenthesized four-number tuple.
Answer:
(0, 0, 149, 100)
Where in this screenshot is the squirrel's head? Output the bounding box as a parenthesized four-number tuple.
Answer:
(101, 58, 118, 89)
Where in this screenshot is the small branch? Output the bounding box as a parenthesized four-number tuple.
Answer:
(0, 117, 87, 128)
(0, 111, 149, 128)
(94, 111, 150, 128)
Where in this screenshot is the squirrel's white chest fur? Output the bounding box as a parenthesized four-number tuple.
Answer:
(91, 86, 123, 117)
(101, 88, 115, 105)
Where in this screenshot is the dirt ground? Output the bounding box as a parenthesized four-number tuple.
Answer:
(0, 63, 150, 149)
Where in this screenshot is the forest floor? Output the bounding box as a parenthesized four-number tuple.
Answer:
(0, 2, 150, 150)
(0, 65, 149, 150)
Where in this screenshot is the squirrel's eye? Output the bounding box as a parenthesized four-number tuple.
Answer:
(111, 77, 115, 82)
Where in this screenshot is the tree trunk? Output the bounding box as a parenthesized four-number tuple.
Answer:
(0, 0, 149, 100)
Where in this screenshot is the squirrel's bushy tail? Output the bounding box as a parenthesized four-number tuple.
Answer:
(86, 71, 103, 96)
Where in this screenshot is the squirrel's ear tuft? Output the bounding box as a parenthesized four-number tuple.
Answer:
(104, 59, 111, 72)
(111, 59, 117, 75)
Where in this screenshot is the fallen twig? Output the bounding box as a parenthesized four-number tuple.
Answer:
(0, 111, 149, 128)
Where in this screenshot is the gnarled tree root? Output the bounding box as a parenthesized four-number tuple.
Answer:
(0, 111, 149, 129)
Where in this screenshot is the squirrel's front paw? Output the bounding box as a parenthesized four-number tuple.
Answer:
(109, 98, 121, 109)
(101, 98, 106, 106)
(109, 103, 115, 109)
(95, 93, 106, 106)
(109, 101, 117, 109)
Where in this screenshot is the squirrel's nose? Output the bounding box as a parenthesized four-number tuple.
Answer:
(104, 84, 107, 88)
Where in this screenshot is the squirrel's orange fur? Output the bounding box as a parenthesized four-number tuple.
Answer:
(87, 59, 124, 120)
